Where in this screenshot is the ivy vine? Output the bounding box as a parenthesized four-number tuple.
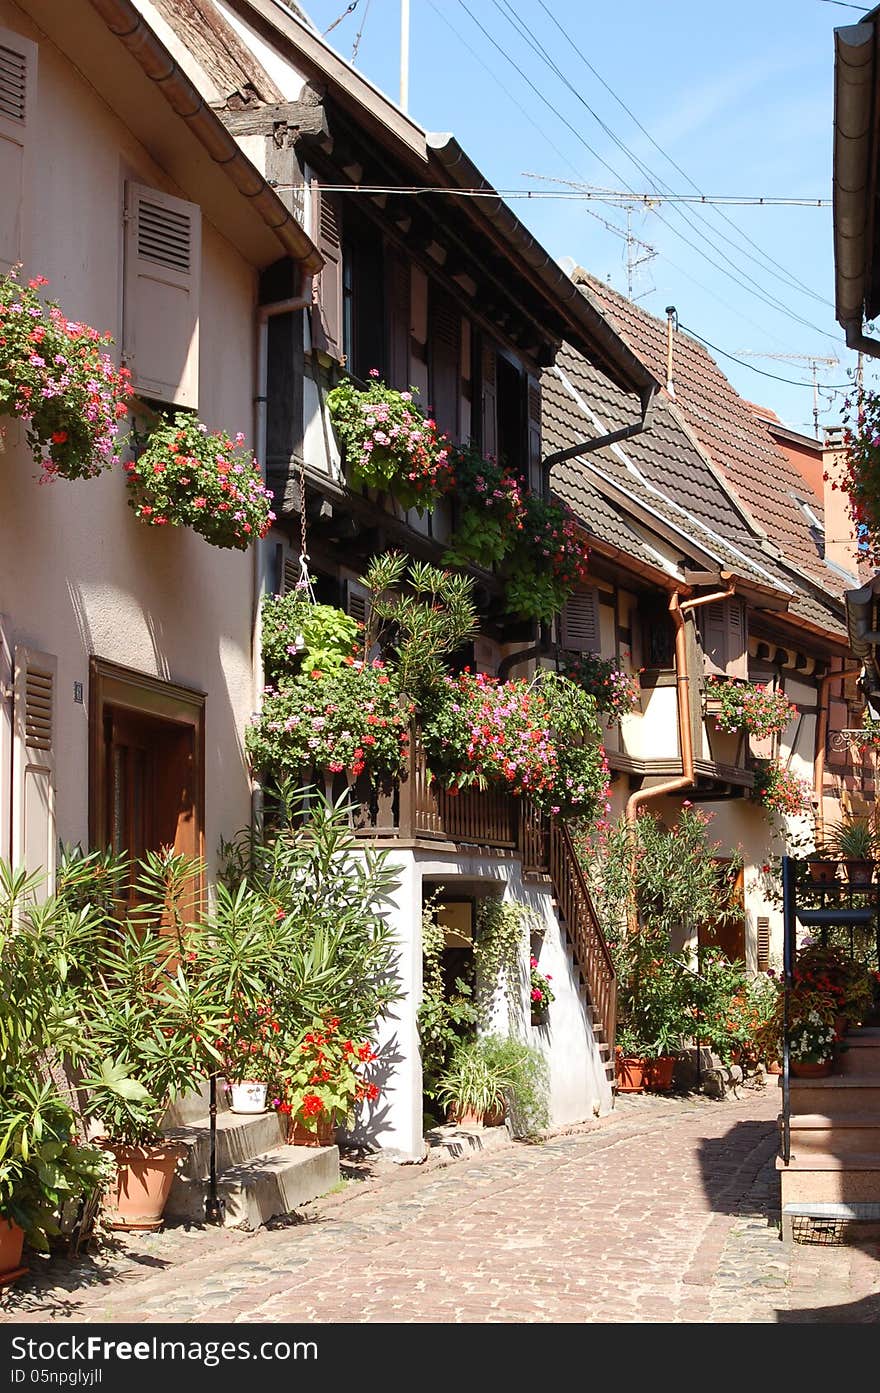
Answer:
(475, 898, 536, 1019)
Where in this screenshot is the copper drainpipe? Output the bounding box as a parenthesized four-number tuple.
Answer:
(813, 665, 861, 844)
(624, 585, 734, 932)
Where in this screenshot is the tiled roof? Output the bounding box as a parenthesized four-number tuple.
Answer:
(543, 338, 849, 643)
(572, 270, 846, 597)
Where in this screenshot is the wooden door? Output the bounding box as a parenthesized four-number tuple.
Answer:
(697, 860, 746, 962)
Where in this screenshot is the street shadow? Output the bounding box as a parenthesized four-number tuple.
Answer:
(776, 1285, 880, 1323)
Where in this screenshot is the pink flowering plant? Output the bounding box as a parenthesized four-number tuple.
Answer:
(422, 668, 609, 818)
(750, 758, 812, 817)
(125, 412, 274, 549)
(0, 266, 133, 481)
(443, 444, 526, 569)
(326, 371, 452, 512)
(838, 389, 880, 564)
(561, 651, 640, 722)
(246, 660, 411, 781)
(705, 676, 796, 738)
(529, 956, 555, 1022)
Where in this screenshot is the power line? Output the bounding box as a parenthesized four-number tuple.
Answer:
(678, 322, 852, 388)
(350, 0, 371, 60)
(532, 0, 835, 310)
(482, 0, 837, 340)
(305, 183, 829, 204)
(322, 0, 360, 38)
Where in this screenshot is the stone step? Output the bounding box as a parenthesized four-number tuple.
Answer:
(778, 1154, 880, 1208)
(785, 1076, 880, 1116)
(166, 1144, 340, 1229)
(166, 1108, 287, 1179)
(837, 1036, 880, 1077)
(784, 1114, 880, 1156)
(162, 1080, 230, 1129)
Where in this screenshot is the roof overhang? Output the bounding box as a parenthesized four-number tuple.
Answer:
(833, 13, 880, 346)
(15, 0, 321, 272)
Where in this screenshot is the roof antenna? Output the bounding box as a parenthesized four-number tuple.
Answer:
(665, 306, 678, 400)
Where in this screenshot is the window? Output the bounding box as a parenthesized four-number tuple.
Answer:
(699, 597, 748, 678)
(123, 182, 201, 408)
(478, 340, 542, 489)
(0, 26, 36, 269)
(89, 660, 204, 909)
(428, 283, 460, 440)
(640, 595, 675, 670)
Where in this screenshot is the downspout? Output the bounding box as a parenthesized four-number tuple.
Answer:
(813, 665, 862, 843)
(624, 584, 734, 932)
(541, 385, 656, 471)
(252, 276, 314, 823)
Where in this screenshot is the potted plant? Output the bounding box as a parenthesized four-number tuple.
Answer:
(822, 815, 877, 886)
(755, 963, 840, 1079)
(442, 443, 525, 570)
(614, 1025, 653, 1093)
(529, 956, 555, 1026)
(326, 371, 452, 512)
(274, 1017, 379, 1146)
(437, 1035, 548, 1136)
(704, 677, 797, 738)
(125, 411, 275, 549)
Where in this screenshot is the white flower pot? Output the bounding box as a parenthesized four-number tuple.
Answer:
(228, 1080, 269, 1114)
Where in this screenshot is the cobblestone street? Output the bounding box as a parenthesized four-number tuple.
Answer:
(3, 1084, 879, 1325)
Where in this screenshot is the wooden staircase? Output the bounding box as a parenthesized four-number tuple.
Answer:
(779, 1027, 880, 1240)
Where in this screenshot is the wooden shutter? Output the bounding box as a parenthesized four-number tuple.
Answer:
(701, 600, 728, 673)
(481, 341, 498, 461)
(726, 599, 748, 679)
(11, 647, 56, 886)
(0, 616, 12, 864)
(387, 248, 411, 389)
(343, 578, 371, 628)
(0, 28, 36, 269)
(123, 182, 201, 407)
(311, 184, 342, 360)
(560, 587, 601, 653)
(527, 373, 542, 492)
(756, 916, 771, 973)
(429, 285, 461, 441)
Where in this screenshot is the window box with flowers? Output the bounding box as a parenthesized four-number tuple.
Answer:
(704, 676, 797, 738)
(529, 956, 555, 1025)
(326, 371, 452, 513)
(749, 758, 812, 818)
(503, 493, 591, 623)
(125, 412, 274, 549)
(442, 444, 526, 570)
(0, 267, 133, 481)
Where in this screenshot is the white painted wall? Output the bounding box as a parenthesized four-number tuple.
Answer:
(0, 2, 257, 871)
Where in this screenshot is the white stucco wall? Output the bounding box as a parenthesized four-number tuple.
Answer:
(0, 3, 258, 871)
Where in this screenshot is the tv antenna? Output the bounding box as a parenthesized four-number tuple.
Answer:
(735, 352, 840, 438)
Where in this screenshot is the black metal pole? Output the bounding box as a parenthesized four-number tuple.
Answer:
(205, 1072, 223, 1224)
(781, 855, 795, 1167)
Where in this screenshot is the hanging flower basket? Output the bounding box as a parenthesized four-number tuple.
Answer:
(125, 412, 274, 549)
(326, 371, 453, 512)
(442, 443, 526, 569)
(503, 494, 590, 622)
(704, 677, 796, 738)
(750, 758, 812, 817)
(840, 389, 880, 564)
(0, 266, 132, 481)
(560, 651, 639, 722)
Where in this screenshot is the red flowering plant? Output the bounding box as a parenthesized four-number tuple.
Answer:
(125, 411, 274, 549)
(442, 443, 526, 570)
(504, 494, 591, 622)
(705, 676, 797, 738)
(0, 266, 133, 480)
(750, 758, 812, 818)
(838, 388, 880, 564)
(273, 1015, 380, 1135)
(529, 955, 555, 1023)
(326, 371, 452, 513)
(246, 659, 411, 782)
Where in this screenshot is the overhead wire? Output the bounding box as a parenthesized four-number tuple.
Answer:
(532, 0, 835, 310)
(677, 322, 853, 388)
(484, 0, 839, 341)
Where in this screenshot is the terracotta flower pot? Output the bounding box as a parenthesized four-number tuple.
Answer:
(646, 1056, 676, 1092)
(615, 1055, 649, 1093)
(288, 1118, 337, 1147)
(790, 1059, 833, 1078)
(0, 1219, 26, 1287)
(765, 1059, 783, 1075)
(843, 859, 874, 887)
(102, 1141, 186, 1231)
(449, 1105, 504, 1129)
(808, 859, 839, 885)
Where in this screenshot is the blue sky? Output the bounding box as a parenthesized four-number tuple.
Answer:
(301, 0, 875, 435)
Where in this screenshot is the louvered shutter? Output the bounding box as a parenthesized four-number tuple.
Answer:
(343, 578, 371, 628)
(560, 587, 601, 654)
(0, 616, 12, 863)
(527, 374, 542, 492)
(726, 599, 748, 678)
(481, 341, 498, 461)
(756, 916, 771, 973)
(11, 647, 56, 886)
(387, 248, 410, 389)
(701, 600, 728, 673)
(0, 29, 36, 269)
(312, 185, 342, 360)
(429, 285, 461, 441)
(123, 182, 201, 407)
